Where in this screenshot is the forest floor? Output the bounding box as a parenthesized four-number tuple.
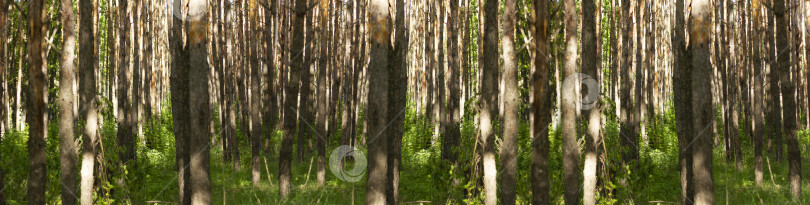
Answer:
(1, 114, 809, 204)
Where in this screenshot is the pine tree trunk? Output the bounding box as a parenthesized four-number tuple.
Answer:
(170, 0, 191, 202)
(673, 0, 694, 203)
(689, 1, 715, 204)
(316, 0, 329, 187)
(118, 0, 135, 166)
(500, 0, 518, 202)
(765, 0, 783, 160)
(250, 4, 263, 186)
(187, 0, 213, 202)
(365, 0, 391, 203)
(775, 0, 802, 198)
(582, 0, 600, 203)
(386, 0, 407, 203)
(752, 0, 765, 184)
(27, 0, 47, 203)
(530, 0, 551, 203)
(280, 0, 306, 196)
(481, 0, 499, 204)
(79, 0, 98, 203)
(59, 0, 78, 202)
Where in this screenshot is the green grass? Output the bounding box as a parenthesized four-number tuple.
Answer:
(1, 106, 810, 204)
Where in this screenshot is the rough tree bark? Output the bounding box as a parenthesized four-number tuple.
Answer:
(386, 0, 408, 203)
(530, 0, 551, 203)
(170, 0, 191, 203)
(500, 0, 518, 202)
(59, 0, 78, 202)
(582, 0, 601, 203)
(27, 0, 47, 203)
(689, 0, 715, 204)
(481, 0, 499, 203)
(250, 0, 262, 185)
(79, 0, 99, 202)
(280, 0, 306, 196)
(673, 0, 694, 203)
(187, 0, 213, 202)
(775, 0, 802, 198)
(562, 0, 581, 202)
(365, 0, 391, 203)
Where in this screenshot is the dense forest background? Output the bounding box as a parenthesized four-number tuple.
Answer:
(0, 0, 809, 204)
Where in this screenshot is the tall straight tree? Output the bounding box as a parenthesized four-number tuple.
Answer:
(673, 0, 694, 203)
(752, 0, 765, 185)
(530, 0, 551, 204)
(118, 0, 135, 166)
(0, 0, 6, 200)
(481, 0, 500, 203)
(316, 0, 329, 186)
(562, 0, 581, 202)
(27, 0, 48, 203)
(500, 0, 518, 202)
(581, 0, 601, 203)
(765, 0, 783, 160)
(365, 0, 391, 203)
(689, 0, 714, 204)
(170, 0, 192, 203)
(79, 0, 99, 202)
(280, 0, 306, 196)
(187, 0, 213, 202)
(386, 0, 408, 203)
(774, 0, 802, 198)
(249, 0, 262, 185)
(58, 0, 78, 202)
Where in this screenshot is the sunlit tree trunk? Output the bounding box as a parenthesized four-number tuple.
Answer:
(27, 0, 47, 203)
(582, 0, 601, 203)
(689, 0, 714, 204)
(79, 0, 99, 203)
(59, 0, 78, 202)
(530, 0, 551, 203)
(500, 0, 518, 203)
(365, 0, 391, 203)
(480, 0, 500, 204)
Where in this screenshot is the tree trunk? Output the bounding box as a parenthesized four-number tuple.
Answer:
(250, 4, 263, 186)
(562, 0, 581, 202)
(500, 0, 518, 202)
(689, 0, 714, 204)
(118, 0, 135, 167)
(582, 0, 600, 203)
(187, 0, 213, 202)
(530, 0, 551, 203)
(386, 0, 408, 203)
(673, 0, 694, 203)
(481, 0, 499, 203)
(752, 0, 765, 185)
(775, 0, 802, 198)
(316, 0, 330, 187)
(170, 0, 191, 202)
(765, 0, 783, 160)
(280, 0, 306, 196)
(27, 0, 47, 203)
(79, 0, 98, 203)
(59, 0, 78, 202)
(365, 0, 391, 203)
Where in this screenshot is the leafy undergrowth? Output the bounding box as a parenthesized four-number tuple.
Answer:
(1, 105, 810, 204)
